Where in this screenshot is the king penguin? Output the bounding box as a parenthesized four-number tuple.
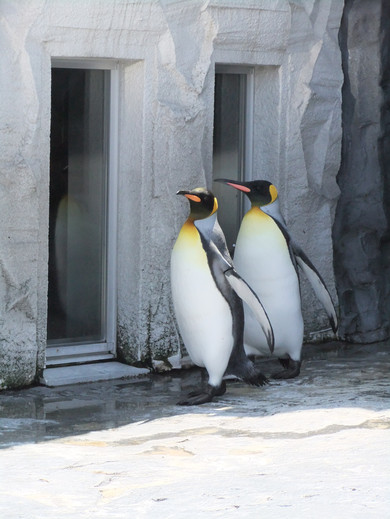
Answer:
(171, 187, 274, 405)
(215, 179, 338, 379)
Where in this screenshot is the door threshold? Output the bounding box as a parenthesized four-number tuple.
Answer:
(40, 361, 150, 387)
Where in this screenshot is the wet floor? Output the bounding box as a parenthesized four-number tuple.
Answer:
(0, 341, 389, 449)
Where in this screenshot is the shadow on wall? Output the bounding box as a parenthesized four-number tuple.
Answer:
(333, 0, 390, 343)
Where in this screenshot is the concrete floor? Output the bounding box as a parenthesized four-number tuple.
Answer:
(0, 341, 389, 518)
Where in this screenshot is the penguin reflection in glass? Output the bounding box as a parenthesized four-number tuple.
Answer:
(215, 179, 338, 379)
(171, 188, 274, 405)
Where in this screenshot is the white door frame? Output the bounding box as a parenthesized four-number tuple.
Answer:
(46, 58, 119, 366)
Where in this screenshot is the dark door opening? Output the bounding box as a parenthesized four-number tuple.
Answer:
(212, 68, 250, 254)
(48, 67, 110, 353)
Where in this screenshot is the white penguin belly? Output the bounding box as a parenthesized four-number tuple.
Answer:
(234, 208, 303, 360)
(171, 225, 234, 386)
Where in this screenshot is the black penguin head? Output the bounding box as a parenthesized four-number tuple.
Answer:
(176, 187, 218, 220)
(214, 178, 278, 207)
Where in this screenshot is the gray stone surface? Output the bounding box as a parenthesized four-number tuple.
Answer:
(0, 342, 389, 518)
(334, 0, 389, 343)
(379, 0, 390, 333)
(0, 1, 344, 388)
(259, 0, 343, 337)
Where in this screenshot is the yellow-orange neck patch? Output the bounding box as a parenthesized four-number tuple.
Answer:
(269, 184, 278, 203)
(211, 196, 218, 215)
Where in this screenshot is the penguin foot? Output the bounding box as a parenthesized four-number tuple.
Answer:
(242, 370, 269, 387)
(227, 356, 268, 387)
(176, 381, 226, 406)
(272, 359, 301, 380)
(278, 357, 290, 369)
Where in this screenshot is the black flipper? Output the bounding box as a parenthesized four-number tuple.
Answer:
(224, 268, 274, 353)
(194, 221, 271, 391)
(270, 217, 338, 334)
(291, 244, 338, 333)
(197, 232, 274, 354)
(201, 237, 271, 386)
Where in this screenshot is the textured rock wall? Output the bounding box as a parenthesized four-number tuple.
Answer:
(334, 0, 389, 342)
(277, 0, 343, 337)
(0, 0, 50, 388)
(131, 1, 219, 366)
(282, 0, 343, 339)
(379, 0, 390, 337)
(0, 0, 346, 387)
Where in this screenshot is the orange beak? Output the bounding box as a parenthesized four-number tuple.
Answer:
(184, 194, 201, 202)
(226, 182, 251, 193)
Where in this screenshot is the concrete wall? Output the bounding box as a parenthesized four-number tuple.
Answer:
(0, 0, 344, 388)
(0, 1, 51, 388)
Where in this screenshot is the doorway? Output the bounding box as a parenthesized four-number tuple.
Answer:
(47, 62, 118, 366)
(212, 66, 254, 255)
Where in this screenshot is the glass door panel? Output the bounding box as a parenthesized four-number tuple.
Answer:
(213, 71, 247, 255)
(48, 68, 109, 345)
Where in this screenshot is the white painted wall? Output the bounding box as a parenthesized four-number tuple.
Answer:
(0, 0, 343, 388)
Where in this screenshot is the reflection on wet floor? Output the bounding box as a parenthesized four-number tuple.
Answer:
(0, 369, 205, 448)
(0, 341, 389, 449)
